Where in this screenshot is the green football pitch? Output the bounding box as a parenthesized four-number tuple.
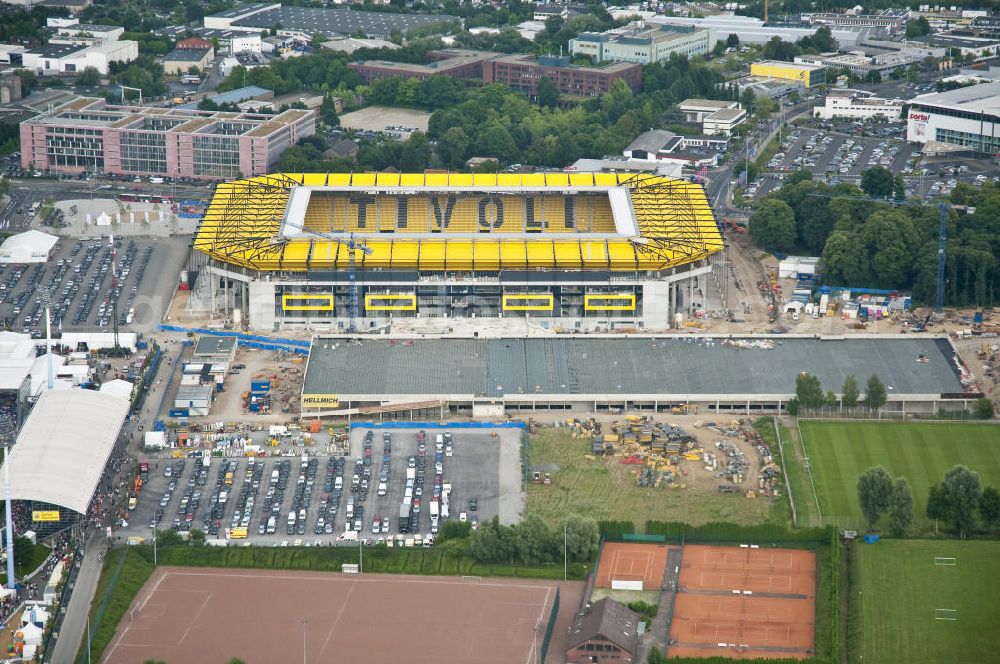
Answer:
(798, 421, 1000, 528)
(854, 539, 1000, 663)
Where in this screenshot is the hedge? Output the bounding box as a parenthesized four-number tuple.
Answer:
(643, 521, 832, 545)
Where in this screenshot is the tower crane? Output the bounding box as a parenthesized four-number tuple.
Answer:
(344, 232, 373, 333)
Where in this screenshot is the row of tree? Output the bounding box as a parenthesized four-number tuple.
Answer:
(859, 465, 1000, 537)
(464, 515, 600, 566)
(788, 373, 885, 416)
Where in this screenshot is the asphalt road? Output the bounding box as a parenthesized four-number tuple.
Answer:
(47, 536, 105, 664)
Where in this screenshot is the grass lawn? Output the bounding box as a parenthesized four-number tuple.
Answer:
(853, 539, 1000, 664)
(1, 541, 51, 586)
(799, 421, 1000, 529)
(526, 428, 786, 530)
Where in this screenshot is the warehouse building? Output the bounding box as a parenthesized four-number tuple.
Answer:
(814, 89, 904, 120)
(21, 39, 138, 76)
(20, 97, 314, 179)
(162, 45, 215, 75)
(647, 14, 870, 48)
(750, 60, 826, 88)
(906, 81, 1000, 156)
(569, 22, 714, 64)
(204, 3, 460, 40)
(192, 171, 722, 330)
(298, 336, 972, 416)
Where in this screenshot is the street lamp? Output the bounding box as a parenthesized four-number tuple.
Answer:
(0, 415, 16, 590)
(301, 618, 310, 664)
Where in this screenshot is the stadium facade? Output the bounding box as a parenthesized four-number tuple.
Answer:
(193, 172, 723, 331)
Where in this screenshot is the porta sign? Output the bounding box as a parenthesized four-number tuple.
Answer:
(909, 112, 930, 121)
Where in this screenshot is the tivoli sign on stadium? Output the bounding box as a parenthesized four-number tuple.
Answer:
(344, 194, 580, 232)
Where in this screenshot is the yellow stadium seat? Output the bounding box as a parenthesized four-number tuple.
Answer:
(473, 241, 501, 271)
(352, 173, 376, 187)
(400, 173, 424, 187)
(376, 172, 400, 187)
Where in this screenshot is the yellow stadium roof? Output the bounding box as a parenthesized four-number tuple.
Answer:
(194, 172, 723, 272)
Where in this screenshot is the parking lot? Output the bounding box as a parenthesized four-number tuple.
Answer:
(0, 237, 184, 335)
(124, 426, 522, 547)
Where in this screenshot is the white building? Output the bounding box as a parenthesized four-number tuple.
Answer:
(22, 40, 137, 75)
(678, 99, 747, 136)
(52, 23, 125, 44)
(647, 13, 870, 48)
(814, 89, 904, 120)
(907, 81, 1000, 155)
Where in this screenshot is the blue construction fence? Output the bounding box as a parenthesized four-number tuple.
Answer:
(158, 325, 310, 354)
(350, 421, 528, 430)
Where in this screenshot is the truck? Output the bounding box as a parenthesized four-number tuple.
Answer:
(406, 467, 416, 482)
(399, 503, 412, 534)
(429, 500, 439, 533)
(441, 484, 451, 519)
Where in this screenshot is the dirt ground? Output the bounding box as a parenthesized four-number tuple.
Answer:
(337, 106, 432, 136)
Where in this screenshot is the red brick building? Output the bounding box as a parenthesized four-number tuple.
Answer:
(565, 598, 640, 663)
(176, 37, 214, 50)
(484, 54, 642, 98)
(348, 49, 499, 84)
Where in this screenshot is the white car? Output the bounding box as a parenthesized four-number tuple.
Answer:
(445, 445, 453, 457)
(459, 511, 468, 523)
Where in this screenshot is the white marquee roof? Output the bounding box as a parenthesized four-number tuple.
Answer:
(1, 389, 129, 514)
(0, 230, 58, 264)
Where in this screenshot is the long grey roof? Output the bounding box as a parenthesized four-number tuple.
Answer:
(302, 336, 964, 399)
(232, 6, 459, 36)
(1, 389, 129, 514)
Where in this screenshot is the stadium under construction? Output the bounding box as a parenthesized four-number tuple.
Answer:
(192, 172, 724, 330)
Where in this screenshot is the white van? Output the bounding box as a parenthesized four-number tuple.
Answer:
(378, 482, 387, 496)
(266, 516, 276, 534)
(287, 511, 296, 527)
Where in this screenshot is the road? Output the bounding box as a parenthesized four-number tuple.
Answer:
(47, 536, 105, 664)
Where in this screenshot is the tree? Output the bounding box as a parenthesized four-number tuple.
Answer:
(438, 519, 471, 542)
(887, 477, 914, 536)
(319, 94, 339, 126)
(13, 536, 32, 572)
(940, 465, 982, 537)
(861, 166, 895, 198)
(726, 33, 739, 48)
(865, 374, 887, 412)
(973, 397, 995, 419)
(535, 76, 559, 108)
(399, 131, 431, 171)
(749, 199, 796, 252)
(905, 17, 931, 38)
(926, 483, 948, 533)
(857, 467, 893, 529)
(794, 372, 825, 410)
(979, 486, 1000, 529)
(437, 126, 470, 169)
(841, 375, 859, 411)
(188, 527, 206, 547)
(76, 66, 101, 86)
(563, 517, 599, 563)
(646, 646, 667, 664)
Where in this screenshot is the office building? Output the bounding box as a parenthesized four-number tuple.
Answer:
(569, 22, 714, 64)
(485, 54, 642, 97)
(750, 60, 826, 87)
(906, 81, 1000, 155)
(20, 97, 315, 180)
(678, 99, 746, 136)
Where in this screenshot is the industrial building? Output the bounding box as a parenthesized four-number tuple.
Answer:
(647, 14, 871, 48)
(794, 50, 927, 77)
(805, 9, 910, 35)
(814, 89, 904, 120)
(678, 99, 746, 136)
(906, 81, 1000, 155)
(724, 75, 804, 99)
(569, 22, 714, 64)
(297, 336, 971, 416)
(20, 97, 315, 179)
(191, 171, 722, 331)
(162, 45, 215, 75)
(21, 39, 138, 76)
(204, 3, 460, 40)
(750, 60, 826, 88)
(484, 54, 642, 97)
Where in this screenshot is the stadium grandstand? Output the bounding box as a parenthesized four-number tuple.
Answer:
(192, 172, 723, 330)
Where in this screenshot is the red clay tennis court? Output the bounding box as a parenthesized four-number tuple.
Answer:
(669, 545, 816, 660)
(594, 542, 668, 591)
(679, 544, 816, 595)
(100, 567, 582, 664)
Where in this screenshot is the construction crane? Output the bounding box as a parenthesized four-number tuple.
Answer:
(807, 193, 954, 316)
(344, 232, 372, 333)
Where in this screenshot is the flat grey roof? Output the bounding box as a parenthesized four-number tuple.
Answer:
(195, 336, 237, 355)
(233, 6, 459, 36)
(303, 336, 964, 399)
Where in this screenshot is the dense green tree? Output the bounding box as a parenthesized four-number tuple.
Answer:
(865, 374, 887, 412)
(794, 372, 825, 410)
(974, 397, 995, 419)
(857, 467, 893, 529)
(438, 519, 471, 542)
(76, 66, 101, 86)
(887, 477, 914, 536)
(941, 465, 982, 537)
(905, 17, 931, 38)
(861, 166, 895, 198)
(319, 95, 339, 126)
(563, 517, 599, 562)
(926, 483, 948, 532)
(841, 375, 859, 411)
(749, 199, 796, 252)
(726, 33, 740, 48)
(535, 76, 559, 108)
(763, 36, 802, 61)
(437, 126, 471, 169)
(979, 486, 1000, 529)
(399, 131, 432, 171)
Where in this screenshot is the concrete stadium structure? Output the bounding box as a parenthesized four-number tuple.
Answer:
(299, 335, 973, 416)
(193, 172, 723, 331)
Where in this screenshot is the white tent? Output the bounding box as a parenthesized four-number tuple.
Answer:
(17, 622, 44, 646)
(21, 604, 50, 628)
(100, 378, 134, 401)
(0, 230, 58, 264)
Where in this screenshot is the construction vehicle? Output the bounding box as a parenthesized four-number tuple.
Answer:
(671, 404, 689, 415)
